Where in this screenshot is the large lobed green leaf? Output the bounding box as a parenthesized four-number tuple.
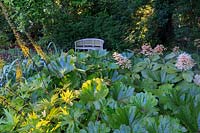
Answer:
(80, 78, 109, 102)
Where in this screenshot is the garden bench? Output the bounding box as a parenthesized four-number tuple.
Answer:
(75, 38, 104, 52)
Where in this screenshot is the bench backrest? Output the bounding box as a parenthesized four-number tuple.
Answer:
(75, 38, 104, 52)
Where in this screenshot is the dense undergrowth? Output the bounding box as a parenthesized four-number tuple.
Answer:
(0, 45, 200, 132)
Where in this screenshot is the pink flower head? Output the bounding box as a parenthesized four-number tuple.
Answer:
(112, 52, 132, 69)
(175, 53, 195, 71)
(193, 74, 200, 86)
(113, 52, 123, 61)
(141, 44, 153, 56)
(173, 46, 180, 53)
(153, 44, 166, 55)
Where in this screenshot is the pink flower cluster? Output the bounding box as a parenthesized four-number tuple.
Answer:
(172, 46, 180, 53)
(153, 44, 167, 55)
(141, 44, 166, 55)
(175, 53, 195, 71)
(141, 44, 153, 56)
(113, 52, 132, 69)
(193, 74, 200, 86)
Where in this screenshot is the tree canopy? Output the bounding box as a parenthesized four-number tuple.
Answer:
(0, 0, 200, 50)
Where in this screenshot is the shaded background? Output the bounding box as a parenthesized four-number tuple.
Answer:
(0, 0, 200, 51)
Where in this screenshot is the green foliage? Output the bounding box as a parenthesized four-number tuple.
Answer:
(113, 125, 132, 133)
(1, 0, 200, 52)
(182, 71, 194, 82)
(163, 87, 200, 132)
(1, 0, 200, 51)
(0, 33, 9, 47)
(0, 49, 200, 132)
(113, 124, 147, 133)
(48, 53, 76, 78)
(0, 15, 12, 48)
(144, 116, 187, 133)
(80, 78, 109, 102)
(1, 0, 200, 132)
(0, 59, 18, 85)
(110, 82, 134, 103)
(107, 106, 139, 129)
(80, 121, 110, 133)
(0, 109, 19, 132)
(130, 92, 158, 115)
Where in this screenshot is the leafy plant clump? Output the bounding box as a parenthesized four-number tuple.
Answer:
(0, 46, 200, 132)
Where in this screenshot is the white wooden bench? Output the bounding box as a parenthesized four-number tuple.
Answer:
(75, 38, 104, 52)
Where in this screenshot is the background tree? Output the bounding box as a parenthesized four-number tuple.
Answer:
(0, 0, 200, 51)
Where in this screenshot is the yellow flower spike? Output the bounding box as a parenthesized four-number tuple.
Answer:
(0, 2, 29, 58)
(16, 63, 23, 82)
(25, 32, 48, 62)
(14, 32, 30, 58)
(0, 58, 5, 69)
(32, 43, 47, 61)
(60, 90, 75, 105)
(18, 43, 30, 58)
